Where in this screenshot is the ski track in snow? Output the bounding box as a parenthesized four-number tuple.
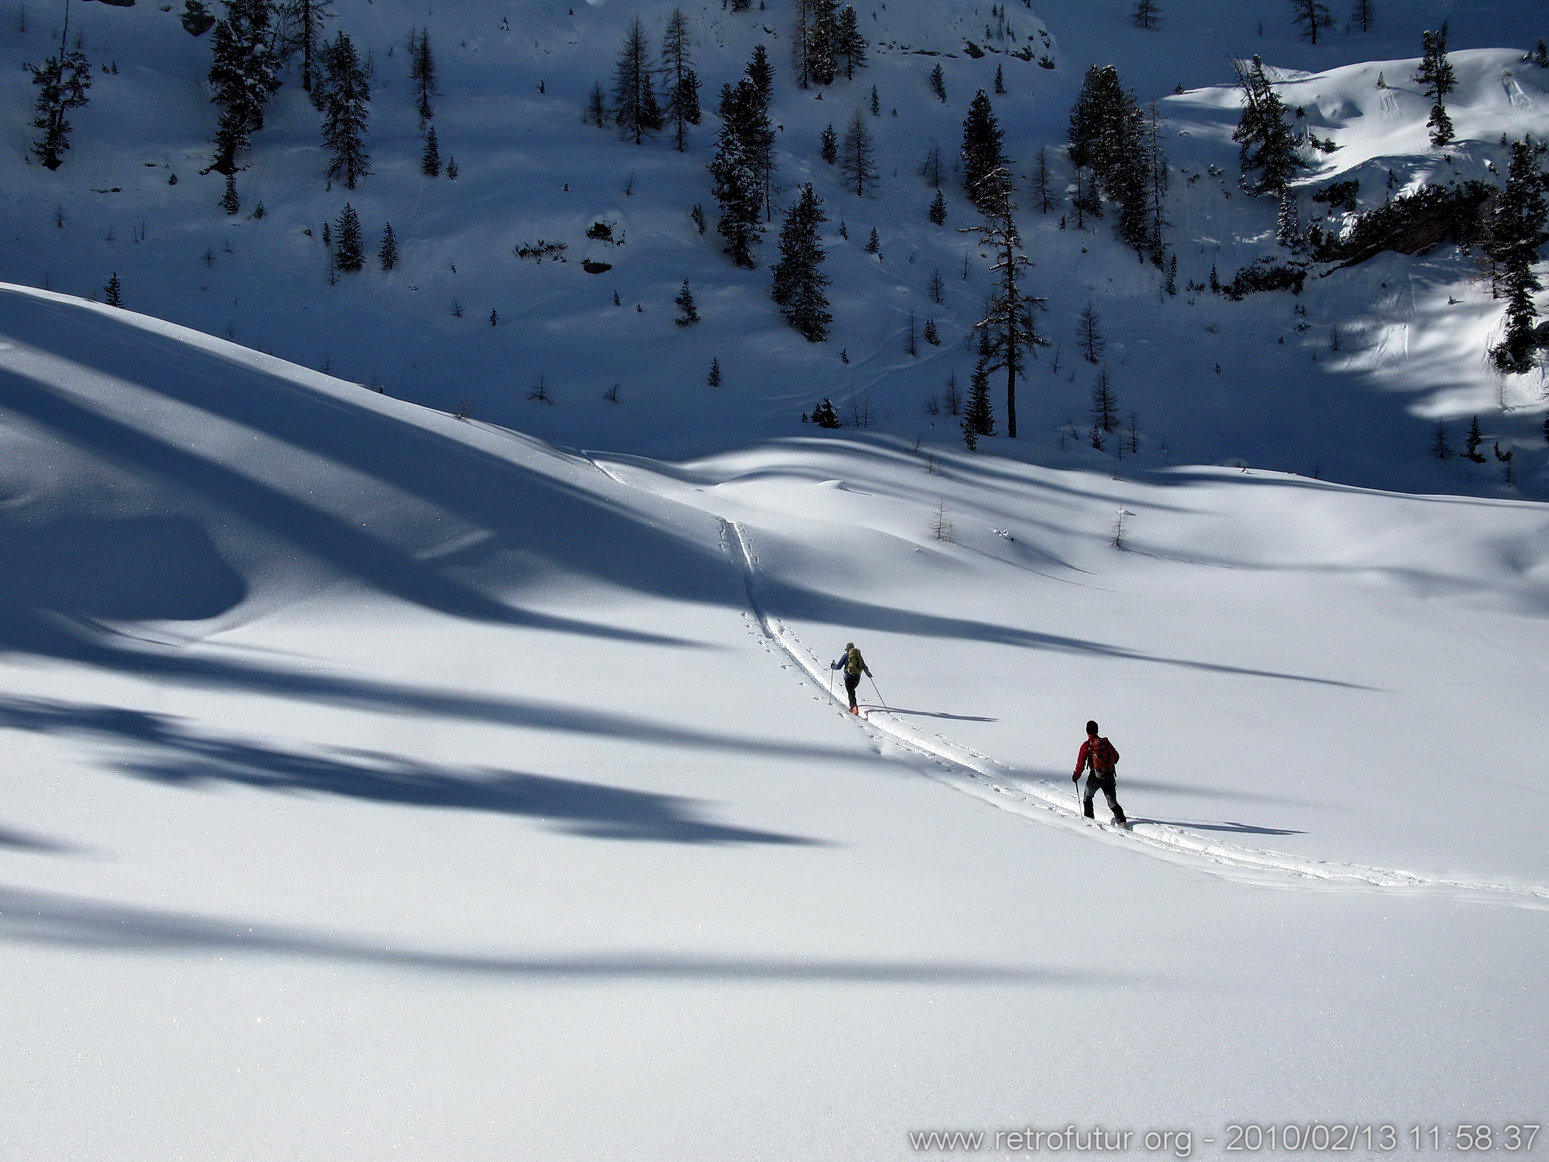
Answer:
(723, 519, 1549, 911)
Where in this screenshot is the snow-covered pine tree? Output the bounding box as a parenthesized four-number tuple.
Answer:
(929, 188, 947, 225)
(333, 203, 364, 271)
(612, 18, 664, 145)
(709, 79, 765, 267)
(1486, 140, 1548, 374)
(378, 223, 398, 270)
(1232, 56, 1304, 196)
(838, 107, 879, 196)
(1068, 64, 1151, 252)
(221, 173, 241, 213)
(1414, 29, 1457, 147)
(794, 0, 840, 88)
(319, 30, 370, 189)
(961, 90, 1009, 213)
(103, 272, 123, 307)
(769, 183, 832, 342)
(208, 0, 282, 175)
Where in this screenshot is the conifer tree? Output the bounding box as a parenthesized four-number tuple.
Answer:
(1091, 364, 1119, 432)
(834, 6, 867, 81)
(1486, 140, 1548, 374)
(30, 36, 92, 171)
(820, 123, 838, 164)
(1078, 303, 1104, 362)
(208, 0, 282, 175)
(709, 79, 765, 267)
(745, 44, 775, 107)
(319, 30, 370, 189)
(929, 188, 948, 225)
(379, 222, 398, 270)
(929, 62, 947, 103)
(794, 0, 840, 88)
(1068, 65, 1152, 251)
(1414, 29, 1457, 147)
(221, 173, 241, 213)
(961, 90, 1009, 213)
(838, 107, 879, 196)
(674, 278, 700, 326)
(1033, 146, 1056, 214)
(1132, 0, 1162, 29)
(421, 126, 441, 176)
(1350, 0, 1375, 33)
(280, 0, 332, 96)
(612, 17, 664, 144)
(708, 356, 723, 386)
(333, 203, 364, 271)
(585, 84, 608, 128)
(103, 272, 123, 307)
(962, 356, 996, 444)
(967, 172, 1048, 438)
(1232, 56, 1304, 195)
(919, 141, 947, 188)
(661, 8, 702, 152)
(408, 26, 437, 127)
(1287, 0, 1333, 44)
(770, 184, 832, 342)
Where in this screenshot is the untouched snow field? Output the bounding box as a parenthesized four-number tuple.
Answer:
(2, 285, 1547, 1160)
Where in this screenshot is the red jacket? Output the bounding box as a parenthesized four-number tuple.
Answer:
(1074, 736, 1119, 776)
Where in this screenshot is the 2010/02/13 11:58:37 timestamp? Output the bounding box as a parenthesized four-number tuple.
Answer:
(1222, 1124, 1541, 1153)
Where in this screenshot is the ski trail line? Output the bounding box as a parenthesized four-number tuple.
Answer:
(724, 519, 1549, 910)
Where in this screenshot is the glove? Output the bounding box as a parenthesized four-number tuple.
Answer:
(1072, 772, 1081, 783)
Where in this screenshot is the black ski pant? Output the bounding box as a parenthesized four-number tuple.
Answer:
(1082, 768, 1126, 824)
(843, 673, 862, 709)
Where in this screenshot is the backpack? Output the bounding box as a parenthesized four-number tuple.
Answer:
(1092, 737, 1119, 770)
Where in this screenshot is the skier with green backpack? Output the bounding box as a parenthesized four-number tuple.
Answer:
(830, 642, 872, 714)
(1073, 720, 1129, 828)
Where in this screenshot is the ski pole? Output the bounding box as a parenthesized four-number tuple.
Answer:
(867, 673, 888, 711)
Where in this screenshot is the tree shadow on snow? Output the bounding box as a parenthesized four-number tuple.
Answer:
(0, 885, 1127, 988)
(0, 695, 832, 847)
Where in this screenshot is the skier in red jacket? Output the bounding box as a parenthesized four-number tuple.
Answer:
(1073, 720, 1129, 828)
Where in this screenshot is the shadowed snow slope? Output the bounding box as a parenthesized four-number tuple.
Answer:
(3, 282, 1548, 1161)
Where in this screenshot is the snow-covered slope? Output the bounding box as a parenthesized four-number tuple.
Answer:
(3, 0, 1549, 1155)
(4, 282, 1548, 1160)
(1, 0, 1545, 489)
